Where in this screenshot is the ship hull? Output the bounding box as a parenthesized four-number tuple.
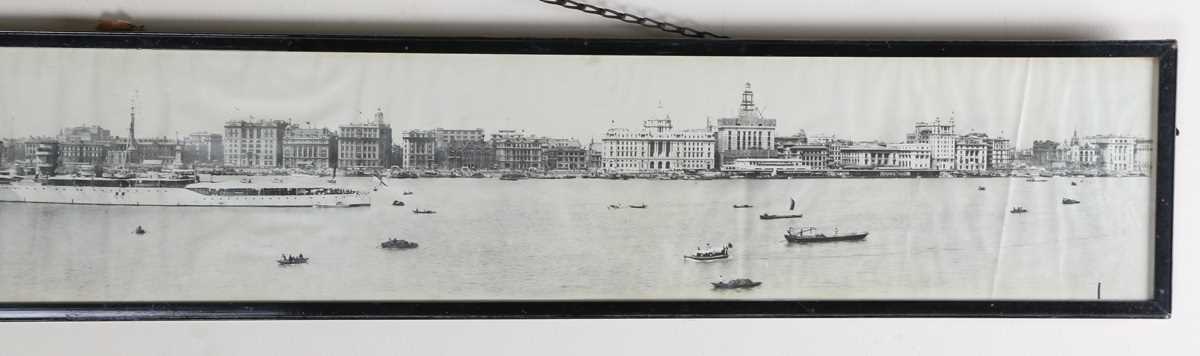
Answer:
(784, 232, 868, 243)
(0, 185, 371, 207)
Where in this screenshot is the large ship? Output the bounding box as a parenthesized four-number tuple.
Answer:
(0, 171, 372, 207)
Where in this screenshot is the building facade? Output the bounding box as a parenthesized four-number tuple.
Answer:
(954, 135, 990, 172)
(492, 130, 545, 170)
(337, 110, 393, 170)
(602, 119, 715, 173)
(908, 118, 956, 170)
(433, 128, 486, 169)
(714, 83, 777, 166)
(402, 130, 436, 169)
(776, 144, 830, 170)
(224, 119, 288, 168)
(543, 146, 588, 171)
(183, 132, 224, 165)
(58, 125, 112, 142)
(283, 127, 336, 169)
(983, 136, 1013, 170)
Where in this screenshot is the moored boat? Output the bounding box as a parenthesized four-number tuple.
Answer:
(0, 174, 373, 207)
(784, 227, 867, 243)
(711, 278, 761, 290)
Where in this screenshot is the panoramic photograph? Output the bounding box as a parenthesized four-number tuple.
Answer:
(0, 47, 1158, 302)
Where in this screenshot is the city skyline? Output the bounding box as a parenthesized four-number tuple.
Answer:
(0, 47, 1156, 148)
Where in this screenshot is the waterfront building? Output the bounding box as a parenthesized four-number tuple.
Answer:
(432, 128, 486, 169)
(337, 110, 394, 170)
(1082, 135, 1137, 173)
(602, 118, 715, 173)
(58, 125, 111, 142)
(282, 127, 336, 169)
(182, 132, 224, 165)
(774, 130, 808, 150)
(1134, 138, 1154, 175)
(840, 144, 931, 170)
(586, 141, 604, 170)
(492, 130, 546, 170)
(907, 118, 956, 170)
(983, 136, 1013, 170)
(224, 119, 288, 168)
(58, 140, 109, 170)
(954, 134, 989, 172)
(390, 145, 404, 169)
(776, 144, 830, 169)
(402, 130, 436, 169)
(713, 83, 777, 166)
(1030, 140, 1061, 167)
(445, 140, 494, 169)
(543, 146, 588, 171)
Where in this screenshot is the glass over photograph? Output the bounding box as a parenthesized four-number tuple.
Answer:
(0, 47, 1159, 302)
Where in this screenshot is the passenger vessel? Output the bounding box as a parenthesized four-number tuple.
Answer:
(0, 171, 372, 207)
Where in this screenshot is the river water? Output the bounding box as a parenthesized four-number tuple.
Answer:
(0, 176, 1155, 302)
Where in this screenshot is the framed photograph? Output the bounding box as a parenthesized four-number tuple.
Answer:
(0, 32, 1174, 320)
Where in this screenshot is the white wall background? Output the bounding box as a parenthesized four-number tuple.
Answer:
(0, 0, 1193, 355)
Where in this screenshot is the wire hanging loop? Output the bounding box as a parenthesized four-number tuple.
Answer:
(537, 0, 729, 39)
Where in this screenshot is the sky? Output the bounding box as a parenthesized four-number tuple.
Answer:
(0, 47, 1158, 148)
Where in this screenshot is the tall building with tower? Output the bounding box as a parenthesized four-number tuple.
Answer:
(907, 118, 957, 170)
(713, 83, 778, 166)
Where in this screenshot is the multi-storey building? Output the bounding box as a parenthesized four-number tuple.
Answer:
(890, 142, 932, 169)
(543, 146, 588, 171)
(983, 136, 1013, 170)
(445, 140, 494, 169)
(183, 132, 224, 165)
(954, 134, 989, 172)
(908, 118, 956, 170)
(602, 119, 715, 173)
(1083, 135, 1137, 173)
(586, 141, 604, 170)
(1134, 138, 1154, 175)
(713, 83, 777, 166)
(337, 110, 393, 170)
(776, 144, 830, 169)
(840, 144, 930, 169)
(492, 130, 546, 170)
(224, 119, 288, 168)
(1031, 140, 1061, 166)
(58, 140, 109, 168)
(282, 127, 336, 169)
(402, 130, 436, 169)
(432, 128, 486, 169)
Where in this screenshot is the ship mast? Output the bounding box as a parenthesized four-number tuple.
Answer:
(126, 92, 138, 167)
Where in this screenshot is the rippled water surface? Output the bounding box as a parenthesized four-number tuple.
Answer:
(0, 176, 1155, 301)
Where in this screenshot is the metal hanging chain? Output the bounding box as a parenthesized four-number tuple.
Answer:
(537, 0, 729, 39)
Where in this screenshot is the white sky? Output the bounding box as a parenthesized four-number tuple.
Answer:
(0, 47, 1157, 147)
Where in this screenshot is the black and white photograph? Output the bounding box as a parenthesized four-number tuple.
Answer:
(0, 39, 1168, 310)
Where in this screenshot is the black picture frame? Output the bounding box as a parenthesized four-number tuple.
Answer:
(0, 31, 1175, 320)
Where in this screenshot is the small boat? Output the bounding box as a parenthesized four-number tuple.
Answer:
(1062, 198, 1081, 205)
(402, 191, 414, 195)
(684, 243, 732, 261)
(784, 227, 867, 243)
(381, 238, 419, 249)
(977, 186, 986, 191)
(277, 254, 309, 265)
(732, 204, 753, 208)
(711, 278, 762, 290)
(1026, 178, 1048, 182)
(391, 200, 405, 206)
(760, 213, 803, 220)
(608, 204, 621, 209)
(499, 173, 525, 181)
(1071, 181, 1078, 186)
(412, 209, 436, 214)
(471, 173, 487, 178)
(1010, 206, 1028, 214)
(134, 226, 146, 235)
(627, 204, 647, 209)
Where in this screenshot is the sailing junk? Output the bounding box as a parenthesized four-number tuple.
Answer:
(760, 197, 802, 220)
(784, 227, 868, 243)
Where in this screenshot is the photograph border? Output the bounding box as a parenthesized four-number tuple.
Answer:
(0, 32, 1175, 320)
